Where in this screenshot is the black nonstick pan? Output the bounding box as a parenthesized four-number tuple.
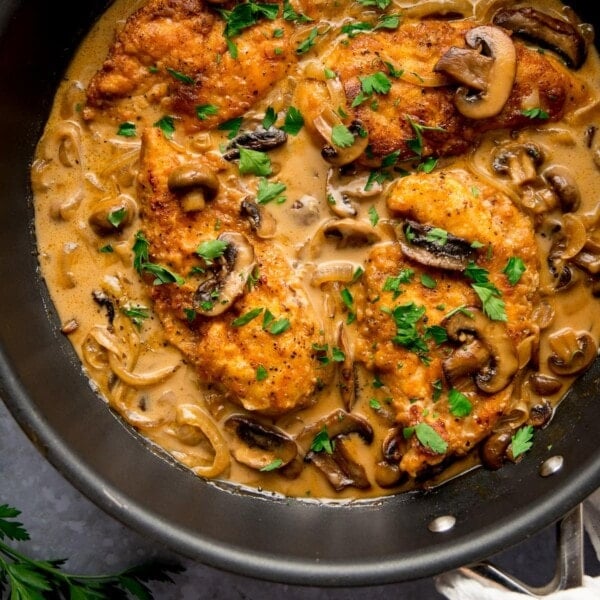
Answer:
(1, 0, 599, 586)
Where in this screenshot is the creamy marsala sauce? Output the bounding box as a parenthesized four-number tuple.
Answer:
(32, 0, 600, 499)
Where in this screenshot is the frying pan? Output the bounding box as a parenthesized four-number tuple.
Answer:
(1, 0, 599, 587)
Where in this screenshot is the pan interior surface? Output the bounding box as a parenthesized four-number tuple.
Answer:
(1, 0, 599, 586)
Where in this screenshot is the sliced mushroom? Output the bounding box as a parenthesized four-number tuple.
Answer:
(295, 409, 374, 456)
(240, 199, 277, 239)
(290, 194, 320, 225)
(548, 328, 597, 376)
(193, 232, 256, 317)
(398, 220, 476, 271)
(442, 307, 519, 394)
(224, 414, 298, 471)
(542, 165, 581, 213)
(306, 437, 370, 491)
(297, 411, 374, 491)
(318, 218, 384, 252)
(168, 164, 220, 212)
(529, 399, 554, 428)
(493, 7, 588, 69)
(442, 339, 491, 388)
(223, 126, 288, 161)
(435, 26, 516, 119)
(88, 194, 136, 236)
(491, 142, 545, 187)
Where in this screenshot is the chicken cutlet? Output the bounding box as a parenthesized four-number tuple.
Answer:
(297, 18, 588, 162)
(354, 170, 539, 476)
(85, 0, 296, 128)
(137, 128, 331, 414)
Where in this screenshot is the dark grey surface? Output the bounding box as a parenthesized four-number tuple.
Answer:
(3, 399, 599, 599)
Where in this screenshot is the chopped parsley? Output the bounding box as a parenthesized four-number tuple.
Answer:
(256, 364, 269, 381)
(511, 425, 534, 459)
(356, 0, 391, 8)
(425, 227, 448, 246)
(232, 307, 264, 327)
(238, 147, 272, 176)
(262, 106, 277, 129)
(153, 115, 176, 139)
(420, 273, 437, 289)
(256, 178, 287, 204)
(107, 208, 127, 228)
(521, 107, 549, 120)
(368, 205, 380, 226)
(464, 261, 506, 322)
(403, 422, 448, 454)
(260, 458, 283, 471)
(283, 0, 312, 23)
(141, 263, 185, 286)
(382, 268, 414, 299)
(369, 398, 382, 411)
(166, 68, 194, 84)
(310, 427, 334, 454)
(296, 27, 318, 54)
(351, 71, 392, 107)
(261, 309, 290, 335)
(331, 124, 355, 148)
(196, 239, 228, 264)
(389, 302, 429, 357)
(448, 389, 472, 418)
(196, 104, 219, 121)
(218, 117, 243, 139)
(121, 305, 150, 329)
(281, 106, 304, 135)
(117, 122, 136, 137)
(503, 256, 526, 286)
(406, 115, 445, 157)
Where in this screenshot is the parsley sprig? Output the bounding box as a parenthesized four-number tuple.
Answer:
(0, 503, 183, 599)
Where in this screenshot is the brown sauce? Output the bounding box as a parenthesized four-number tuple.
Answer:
(32, 0, 600, 500)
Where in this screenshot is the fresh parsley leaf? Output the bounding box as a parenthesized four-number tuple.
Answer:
(166, 67, 194, 84)
(511, 425, 534, 458)
(99, 244, 114, 253)
(141, 263, 185, 286)
(383, 268, 414, 299)
(384, 61, 404, 78)
(412, 422, 448, 454)
(121, 304, 150, 328)
(389, 302, 428, 356)
(331, 346, 346, 362)
(107, 208, 127, 228)
(262, 106, 277, 129)
(331, 124, 355, 148)
(341, 287, 354, 310)
(256, 364, 269, 381)
(256, 178, 286, 204)
(368, 205, 380, 226)
(0, 505, 29, 541)
(375, 13, 400, 30)
(420, 273, 436, 289)
(464, 261, 506, 321)
(218, 117, 243, 139)
(133, 231, 150, 272)
(281, 106, 304, 134)
(405, 115, 445, 157)
(432, 379, 443, 402)
(324, 67, 336, 79)
(424, 324, 447, 344)
(341, 21, 374, 38)
(220, 1, 280, 39)
(196, 239, 228, 264)
(310, 427, 334, 454)
(267, 317, 291, 335)
(425, 227, 448, 246)
(296, 27, 318, 54)
(448, 389, 472, 417)
(369, 398, 382, 410)
(521, 107, 549, 120)
(283, 0, 312, 23)
(196, 104, 219, 121)
(117, 122, 136, 137)
(260, 458, 283, 471)
(238, 147, 272, 176)
(356, 0, 391, 8)
(232, 307, 264, 327)
(351, 71, 392, 107)
(417, 156, 438, 174)
(352, 266, 365, 283)
(503, 256, 526, 286)
(153, 115, 176, 139)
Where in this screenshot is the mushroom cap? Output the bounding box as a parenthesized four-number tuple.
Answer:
(547, 328, 598, 376)
(442, 307, 519, 394)
(193, 232, 256, 317)
(449, 26, 517, 120)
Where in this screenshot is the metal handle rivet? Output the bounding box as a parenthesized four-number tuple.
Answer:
(539, 455, 564, 477)
(428, 515, 456, 533)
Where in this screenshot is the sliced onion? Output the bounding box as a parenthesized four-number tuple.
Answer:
(176, 404, 230, 478)
(310, 261, 356, 286)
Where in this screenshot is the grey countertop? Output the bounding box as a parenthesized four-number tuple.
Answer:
(2, 399, 597, 599)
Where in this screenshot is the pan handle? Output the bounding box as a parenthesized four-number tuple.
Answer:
(457, 504, 584, 596)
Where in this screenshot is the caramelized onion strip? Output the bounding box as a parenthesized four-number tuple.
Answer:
(176, 404, 230, 478)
